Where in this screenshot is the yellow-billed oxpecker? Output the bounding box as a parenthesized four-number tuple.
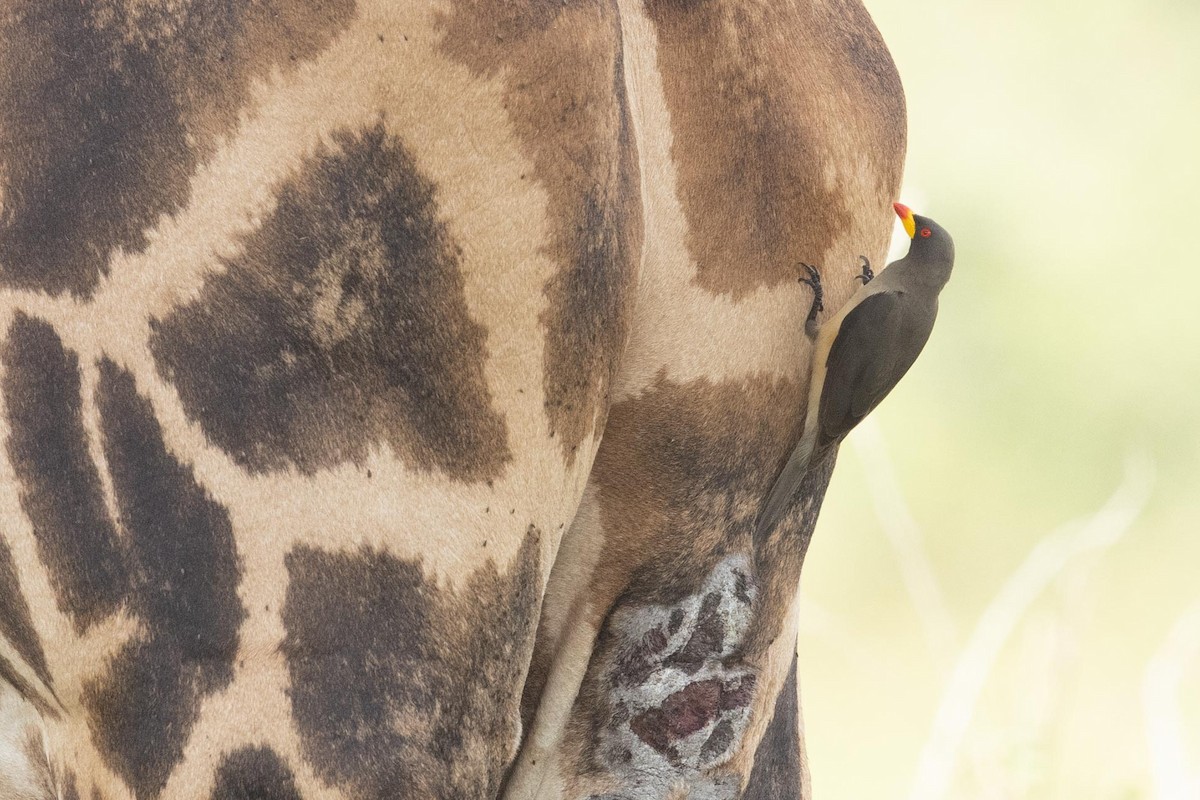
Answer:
(756, 202, 955, 539)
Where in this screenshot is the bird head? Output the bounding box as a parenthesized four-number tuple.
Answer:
(893, 202, 949, 244)
(893, 202, 955, 283)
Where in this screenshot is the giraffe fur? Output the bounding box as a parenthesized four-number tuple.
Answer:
(0, 0, 905, 797)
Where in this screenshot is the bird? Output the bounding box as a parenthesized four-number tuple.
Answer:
(755, 202, 955, 540)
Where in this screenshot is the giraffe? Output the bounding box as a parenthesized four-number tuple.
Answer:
(0, 0, 905, 798)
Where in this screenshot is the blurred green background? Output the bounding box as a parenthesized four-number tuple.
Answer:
(798, 1, 1200, 798)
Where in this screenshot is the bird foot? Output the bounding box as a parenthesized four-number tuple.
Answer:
(857, 256, 874, 284)
(796, 262, 823, 339)
(797, 263, 824, 310)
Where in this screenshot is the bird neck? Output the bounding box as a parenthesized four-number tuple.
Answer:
(889, 252, 953, 292)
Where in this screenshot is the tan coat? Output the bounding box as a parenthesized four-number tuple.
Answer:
(0, 1, 905, 797)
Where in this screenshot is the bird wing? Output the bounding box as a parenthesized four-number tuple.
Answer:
(817, 290, 932, 448)
(754, 289, 934, 541)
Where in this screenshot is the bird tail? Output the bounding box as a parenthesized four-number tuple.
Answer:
(754, 420, 820, 542)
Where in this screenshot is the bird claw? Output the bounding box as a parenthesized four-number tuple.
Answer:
(796, 262, 824, 312)
(857, 256, 874, 284)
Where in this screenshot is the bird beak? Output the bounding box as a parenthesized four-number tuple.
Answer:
(893, 202, 916, 239)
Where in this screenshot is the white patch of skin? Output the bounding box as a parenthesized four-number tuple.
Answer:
(598, 555, 756, 792)
(507, 555, 758, 800)
(518, 556, 753, 800)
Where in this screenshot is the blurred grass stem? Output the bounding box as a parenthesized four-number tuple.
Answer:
(1143, 599, 1200, 800)
(907, 454, 1154, 800)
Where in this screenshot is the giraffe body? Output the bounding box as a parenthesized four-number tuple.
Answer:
(0, 1, 905, 797)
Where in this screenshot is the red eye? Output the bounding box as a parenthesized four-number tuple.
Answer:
(920, 228, 932, 238)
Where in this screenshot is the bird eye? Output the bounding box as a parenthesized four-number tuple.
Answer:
(920, 228, 932, 238)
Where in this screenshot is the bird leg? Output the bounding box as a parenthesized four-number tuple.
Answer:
(797, 262, 823, 339)
(857, 256, 874, 284)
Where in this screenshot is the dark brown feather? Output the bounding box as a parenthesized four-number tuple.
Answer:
(817, 290, 935, 449)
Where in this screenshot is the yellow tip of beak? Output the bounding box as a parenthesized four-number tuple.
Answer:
(893, 202, 916, 238)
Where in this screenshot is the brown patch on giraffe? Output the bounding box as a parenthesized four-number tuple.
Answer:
(743, 448, 836, 658)
(0, 536, 52, 693)
(519, 633, 553, 738)
(0, 656, 44, 718)
(282, 528, 542, 798)
(210, 747, 301, 800)
(643, 0, 905, 298)
(84, 360, 244, 798)
(556, 375, 834, 794)
(0, 0, 356, 297)
(628, 675, 757, 756)
(62, 771, 113, 800)
(1, 314, 128, 633)
(62, 772, 81, 800)
(589, 374, 807, 611)
(742, 653, 804, 799)
(151, 122, 510, 481)
(1, 645, 60, 725)
(587, 376, 836, 652)
(438, 0, 642, 460)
